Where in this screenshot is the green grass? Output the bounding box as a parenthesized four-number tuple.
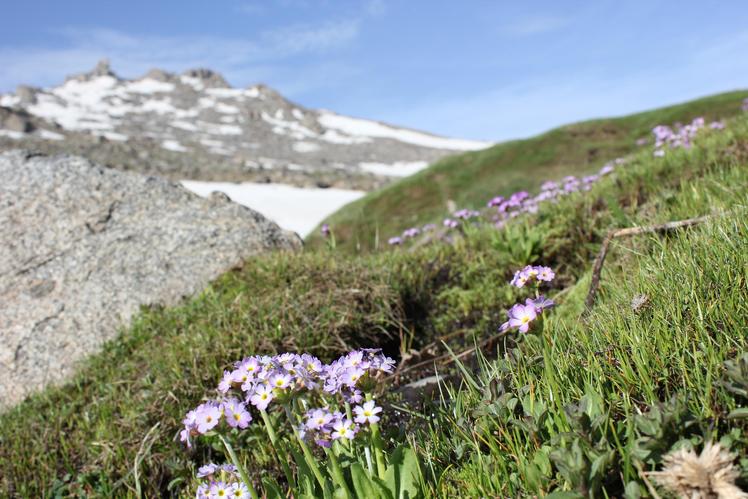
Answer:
(1, 106, 747, 498)
(309, 90, 748, 253)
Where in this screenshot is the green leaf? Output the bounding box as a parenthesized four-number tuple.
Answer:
(384, 446, 422, 499)
(261, 477, 285, 499)
(727, 407, 748, 419)
(545, 492, 585, 499)
(624, 481, 642, 499)
(350, 463, 378, 499)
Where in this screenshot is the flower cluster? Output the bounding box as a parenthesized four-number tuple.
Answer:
(500, 265, 556, 333)
(194, 464, 252, 499)
(299, 399, 383, 447)
(384, 108, 735, 249)
(651, 116, 724, 157)
(387, 158, 622, 245)
(181, 349, 395, 448)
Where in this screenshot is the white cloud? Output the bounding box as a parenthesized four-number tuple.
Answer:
(0, 21, 360, 92)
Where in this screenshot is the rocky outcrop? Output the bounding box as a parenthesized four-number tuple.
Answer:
(0, 150, 301, 408)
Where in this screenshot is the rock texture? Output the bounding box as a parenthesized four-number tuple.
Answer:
(0, 150, 301, 408)
(0, 60, 490, 190)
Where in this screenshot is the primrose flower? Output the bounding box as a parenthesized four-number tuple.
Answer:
(209, 481, 231, 498)
(196, 404, 222, 434)
(229, 483, 251, 499)
(269, 372, 292, 390)
(197, 463, 219, 478)
(443, 218, 459, 228)
(342, 367, 365, 387)
(225, 403, 252, 429)
(510, 270, 528, 288)
(306, 408, 334, 430)
(354, 400, 383, 425)
(196, 483, 210, 499)
(388, 236, 402, 246)
(504, 303, 538, 333)
(402, 227, 420, 238)
(249, 384, 274, 411)
(536, 266, 555, 282)
(331, 418, 357, 440)
(527, 295, 555, 313)
(217, 370, 233, 393)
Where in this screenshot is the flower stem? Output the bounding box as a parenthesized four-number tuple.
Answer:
(326, 446, 353, 499)
(219, 435, 260, 499)
(366, 393, 387, 480)
(284, 405, 327, 490)
(260, 409, 297, 490)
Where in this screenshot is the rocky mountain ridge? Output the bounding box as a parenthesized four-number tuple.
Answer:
(0, 60, 490, 189)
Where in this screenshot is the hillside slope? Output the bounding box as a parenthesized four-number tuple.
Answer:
(311, 90, 748, 251)
(1, 105, 746, 497)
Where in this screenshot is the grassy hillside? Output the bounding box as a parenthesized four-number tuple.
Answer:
(309, 90, 748, 252)
(1, 105, 747, 497)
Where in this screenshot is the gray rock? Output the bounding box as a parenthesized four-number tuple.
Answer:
(0, 150, 301, 408)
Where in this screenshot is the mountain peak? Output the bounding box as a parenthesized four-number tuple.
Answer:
(180, 68, 230, 88)
(66, 58, 118, 83)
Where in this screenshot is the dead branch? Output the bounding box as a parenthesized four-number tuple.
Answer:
(584, 215, 711, 311)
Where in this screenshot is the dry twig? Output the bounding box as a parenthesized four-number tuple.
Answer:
(584, 215, 711, 311)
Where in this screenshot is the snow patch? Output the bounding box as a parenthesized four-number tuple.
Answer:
(215, 102, 240, 114)
(292, 141, 320, 153)
(38, 129, 65, 141)
(181, 180, 364, 236)
(359, 161, 430, 177)
(162, 139, 187, 152)
(317, 112, 491, 150)
(0, 129, 24, 139)
(126, 79, 175, 93)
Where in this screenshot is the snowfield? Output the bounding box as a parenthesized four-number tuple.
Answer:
(181, 180, 364, 236)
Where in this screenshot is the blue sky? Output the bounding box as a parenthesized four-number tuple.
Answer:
(1, 0, 747, 141)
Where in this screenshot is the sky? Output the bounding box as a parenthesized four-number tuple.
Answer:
(1, 0, 747, 141)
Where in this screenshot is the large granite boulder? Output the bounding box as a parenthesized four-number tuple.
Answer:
(0, 150, 301, 408)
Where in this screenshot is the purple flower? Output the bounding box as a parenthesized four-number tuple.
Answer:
(510, 270, 528, 288)
(507, 303, 538, 333)
(217, 370, 233, 393)
(209, 481, 231, 498)
(269, 372, 292, 390)
(331, 418, 357, 440)
(527, 295, 555, 313)
(443, 218, 459, 228)
(402, 227, 420, 238)
(487, 196, 504, 207)
(709, 121, 725, 130)
(342, 367, 365, 387)
(249, 384, 274, 411)
(743, 98, 748, 111)
(228, 483, 252, 499)
(306, 408, 333, 430)
(195, 404, 221, 434)
(321, 223, 330, 237)
(422, 223, 437, 232)
(354, 400, 382, 424)
(388, 236, 402, 246)
(225, 402, 252, 429)
(536, 266, 555, 282)
(197, 463, 218, 478)
(196, 483, 210, 499)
